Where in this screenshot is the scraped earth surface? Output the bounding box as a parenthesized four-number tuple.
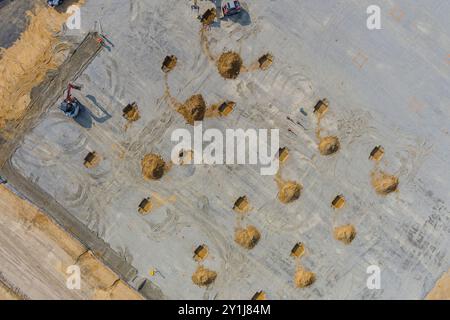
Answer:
(3, 0, 450, 300)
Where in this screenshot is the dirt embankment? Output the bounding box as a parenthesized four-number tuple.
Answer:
(0, 2, 84, 131)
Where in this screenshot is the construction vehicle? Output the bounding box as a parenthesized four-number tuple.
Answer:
(60, 84, 82, 118)
(47, 0, 63, 7)
(222, 1, 242, 16)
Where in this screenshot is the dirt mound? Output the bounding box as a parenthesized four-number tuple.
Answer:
(192, 266, 217, 287)
(217, 51, 243, 79)
(318, 136, 340, 155)
(177, 94, 206, 125)
(123, 102, 140, 122)
(84, 151, 101, 169)
(235, 226, 261, 249)
(334, 224, 357, 244)
(141, 154, 166, 180)
(161, 55, 177, 73)
(258, 53, 274, 70)
(200, 8, 216, 26)
(371, 171, 399, 195)
(294, 266, 316, 288)
(278, 181, 302, 204)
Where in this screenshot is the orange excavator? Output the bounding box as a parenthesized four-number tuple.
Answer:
(60, 83, 82, 118)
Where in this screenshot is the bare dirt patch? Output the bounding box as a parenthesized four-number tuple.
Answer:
(294, 266, 316, 288)
(192, 266, 217, 287)
(217, 51, 243, 79)
(334, 224, 356, 244)
(235, 225, 261, 249)
(371, 171, 399, 195)
(141, 154, 166, 180)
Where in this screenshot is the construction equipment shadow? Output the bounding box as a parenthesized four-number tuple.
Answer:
(75, 95, 112, 128)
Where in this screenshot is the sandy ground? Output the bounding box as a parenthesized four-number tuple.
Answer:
(0, 185, 142, 300)
(1, 0, 449, 300)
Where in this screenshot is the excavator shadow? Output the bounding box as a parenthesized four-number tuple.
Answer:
(74, 95, 112, 129)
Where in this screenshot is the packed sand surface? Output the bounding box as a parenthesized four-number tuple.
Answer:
(0, 3, 80, 129)
(0, 186, 142, 300)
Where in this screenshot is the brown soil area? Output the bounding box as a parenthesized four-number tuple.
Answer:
(217, 51, 243, 79)
(334, 224, 357, 244)
(123, 102, 140, 122)
(426, 269, 450, 300)
(277, 181, 302, 204)
(192, 266, 217, 287)
(318, 136, 340, 155)
(258, 53, 274, 70)
(0, 3, 83, 130)
(161, 55, 177, 73)
(141, 154, 166, 180)
(235, 226, 261, 249)
(84, 151, 101, 169)
(177, 94, 206, 125)
(371, 171, 399, 195)
(294, 266, 316, 288)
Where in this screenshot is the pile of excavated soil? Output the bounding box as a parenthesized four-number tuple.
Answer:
(334, 224, 357, 244)
(371, 171, 399, 195)
(258, 53, 274, 70)
(177, 94, 206, 125)
(200, 8, 216, 26)
(318, 136, 340, 155)
(294, 266, 316, 288)
(84, 152, 101, 169)
(278, 181, 302, 204)
(123, 102, 140, 122)
(161, 55, 177, 73)
(235, 226, 261, 249)
(0, 4, 78, 129)
(217, 51, 243, 79)
(192, 266, 217, 287)
(141, 154, 166, 180)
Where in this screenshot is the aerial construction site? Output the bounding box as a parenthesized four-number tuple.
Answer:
(0, 0, 449, 300)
